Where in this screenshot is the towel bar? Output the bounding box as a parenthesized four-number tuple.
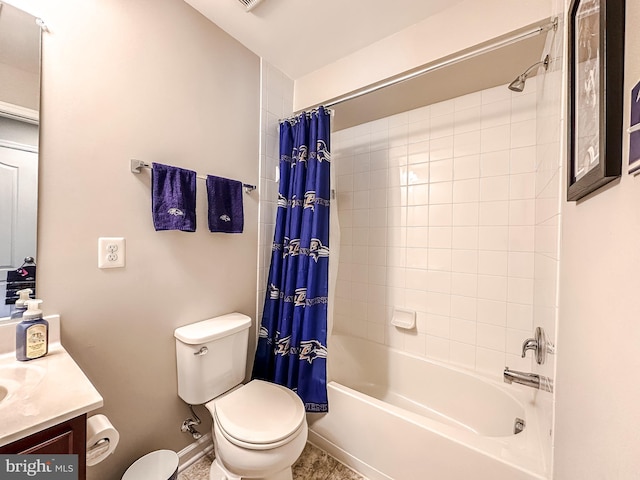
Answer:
(130, 159, 257, 193)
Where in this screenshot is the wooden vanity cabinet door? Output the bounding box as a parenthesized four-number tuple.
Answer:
(0, 414, 87, 480)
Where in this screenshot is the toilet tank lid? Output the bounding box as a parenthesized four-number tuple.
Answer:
(174, 313, 251, 344)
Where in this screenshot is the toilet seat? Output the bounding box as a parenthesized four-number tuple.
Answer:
(215, 416, 307, 451)
(212, 380, 306, 450)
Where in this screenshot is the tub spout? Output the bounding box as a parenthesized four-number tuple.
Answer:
(503, 367, 553, 393)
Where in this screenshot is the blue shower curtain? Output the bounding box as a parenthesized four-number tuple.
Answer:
(252, 106, 331, 412)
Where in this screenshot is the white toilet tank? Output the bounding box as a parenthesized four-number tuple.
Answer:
(174, 313, 251, 405)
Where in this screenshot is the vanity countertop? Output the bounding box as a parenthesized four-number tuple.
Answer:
(0, 315, 103, 447)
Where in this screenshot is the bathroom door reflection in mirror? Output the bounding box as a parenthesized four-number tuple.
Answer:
(0, 2, 41, 320)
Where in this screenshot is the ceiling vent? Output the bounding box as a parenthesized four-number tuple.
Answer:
(238, 0, 264, 12)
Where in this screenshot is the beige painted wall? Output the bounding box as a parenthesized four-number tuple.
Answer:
(34, 0, 259, 478)
(293, 0, 552, 111)
(0, 62, 39, 110)
(554, 0, 640, 478)
(0, 3, 40, 110)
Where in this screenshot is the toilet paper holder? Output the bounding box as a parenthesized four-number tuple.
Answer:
(87, 438, 110, 460)
(86, 414, 120, 466)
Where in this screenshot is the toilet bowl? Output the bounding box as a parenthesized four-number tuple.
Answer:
(206, 380, 308, 480)
(174, 314, 308, 480)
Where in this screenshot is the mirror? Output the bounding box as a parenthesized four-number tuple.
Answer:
(0, 2, 41, 320)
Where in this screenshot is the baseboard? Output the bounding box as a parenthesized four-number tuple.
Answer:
(177, 433, 214, 472)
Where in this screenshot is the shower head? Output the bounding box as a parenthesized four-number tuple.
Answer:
(508, 55, 550, 92)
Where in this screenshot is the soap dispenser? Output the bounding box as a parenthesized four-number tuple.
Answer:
(10, 288, 33, 320)
(16, 299, 49, 361)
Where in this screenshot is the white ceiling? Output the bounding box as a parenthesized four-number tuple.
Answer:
(183, 0, 466, 80)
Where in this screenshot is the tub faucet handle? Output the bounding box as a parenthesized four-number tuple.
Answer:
(521, 327, 555, 365)
(521, 338, 538, 358)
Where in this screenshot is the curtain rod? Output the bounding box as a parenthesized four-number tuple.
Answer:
(279, 106, 335, 125)
(130, 159, 256, 193)
(304, 17, 558, 113)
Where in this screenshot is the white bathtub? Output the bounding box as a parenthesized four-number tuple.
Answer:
(307, 335, 547, 480)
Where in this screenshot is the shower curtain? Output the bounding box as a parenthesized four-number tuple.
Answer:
(253, 106, 331, 412)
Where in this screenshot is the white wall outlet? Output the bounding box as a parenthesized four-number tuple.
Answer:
(98, 237, 125, 269)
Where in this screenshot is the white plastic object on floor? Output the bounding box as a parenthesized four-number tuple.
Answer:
(121, 450, 178, 480)
(391, 307, 416, 329)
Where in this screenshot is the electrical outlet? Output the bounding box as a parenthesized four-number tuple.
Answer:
(98, 237, 125, 269)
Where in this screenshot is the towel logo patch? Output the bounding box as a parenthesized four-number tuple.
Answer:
(167, 208, 184, 216)
(219, 214, 231, 222)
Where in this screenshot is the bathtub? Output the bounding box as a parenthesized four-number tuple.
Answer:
(307, 335, 547, 480)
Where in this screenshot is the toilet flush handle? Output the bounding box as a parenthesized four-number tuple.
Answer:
(194, 346, 208, 356)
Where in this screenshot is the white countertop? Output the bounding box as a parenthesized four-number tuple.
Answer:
(0, 315, 104, 447)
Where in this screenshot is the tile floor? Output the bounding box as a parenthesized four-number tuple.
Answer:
(179, 442, 367, 480)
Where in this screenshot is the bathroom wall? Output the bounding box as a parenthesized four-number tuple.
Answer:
(34, 1, 260, 478)
(0, 2, 40, 112)
(332, 81, 541, 377)
(294, 0, 552, 110)
(554, 0, 640, 477)
(257, 61, 294, 323)
(0, 63, 39, 110)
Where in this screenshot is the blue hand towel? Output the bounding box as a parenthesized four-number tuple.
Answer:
(151, 162, 197, 232)
(206, 175, 244, 233)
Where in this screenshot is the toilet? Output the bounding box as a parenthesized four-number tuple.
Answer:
(174, 313, 307, 480)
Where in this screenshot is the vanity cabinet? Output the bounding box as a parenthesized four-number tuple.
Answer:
(0, 414, 87, 480)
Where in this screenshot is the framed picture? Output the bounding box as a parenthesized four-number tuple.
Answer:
(567, 0, 625, 201)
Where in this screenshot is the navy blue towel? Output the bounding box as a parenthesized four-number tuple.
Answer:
(206, 175, 244, 233)
(151, 162, 197, 232)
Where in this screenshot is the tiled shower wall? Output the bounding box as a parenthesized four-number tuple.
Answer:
(257, 61, 294, 318)
(332, 82, 541, 377)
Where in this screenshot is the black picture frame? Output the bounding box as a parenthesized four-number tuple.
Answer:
(567, 0, 625, 201)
